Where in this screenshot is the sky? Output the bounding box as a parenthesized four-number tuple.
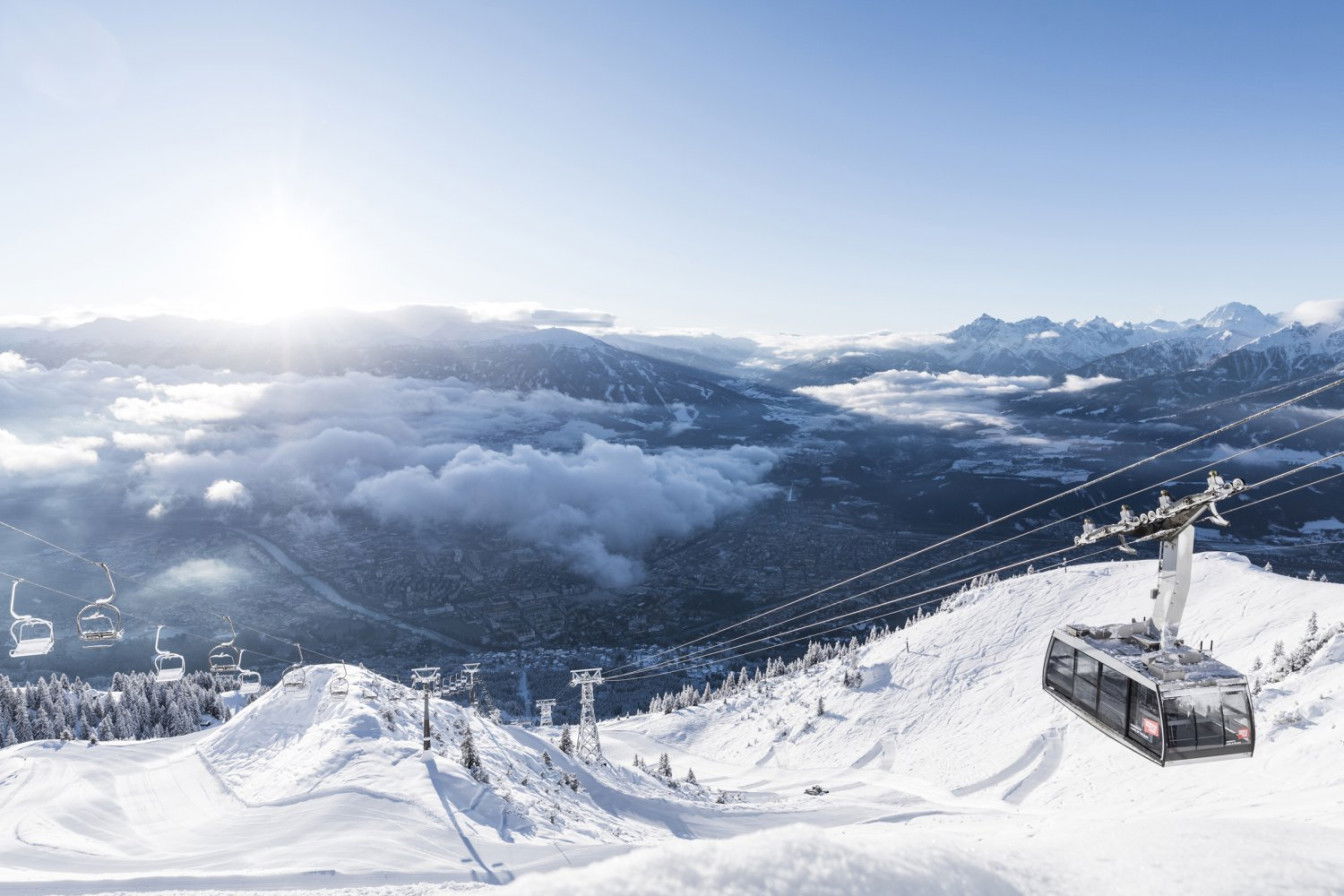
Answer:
(1, 1, 1341, 335)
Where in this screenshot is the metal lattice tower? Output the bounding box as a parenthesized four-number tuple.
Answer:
(536, 699, 556, 727)
(462, 662, 481, 707)
(410, 666, 441, 753)
(569, 668, 604, 763)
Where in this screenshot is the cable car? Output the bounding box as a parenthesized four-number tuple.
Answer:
(152, 624, 186, 683)
(282, 642, 307, 691)
(8, 579, 55, 658)
(75, 563, 123, 647)
(1043, 471, 1255, 765)
(237, 649, 262, 695)
(208, 616, 241, 674)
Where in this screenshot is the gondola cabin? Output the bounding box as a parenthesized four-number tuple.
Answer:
(1043, 624, 1254, 765)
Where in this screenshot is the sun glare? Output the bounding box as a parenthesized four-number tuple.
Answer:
(213, 203, 345, 322)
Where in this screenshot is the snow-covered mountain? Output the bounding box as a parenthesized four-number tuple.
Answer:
(771, 301, 1294, 386)
(2, 553, 1342, 894)
(0, 311, 764, 411)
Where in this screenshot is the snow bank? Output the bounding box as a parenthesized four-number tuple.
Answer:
(508, 824, 1017, 896)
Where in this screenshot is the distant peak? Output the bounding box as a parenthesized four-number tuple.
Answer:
(1199, 302, 1278, 333)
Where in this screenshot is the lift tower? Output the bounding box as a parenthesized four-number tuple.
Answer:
(462, 662, 481, 707)
(569, 668, 604, 763)
(536, 699, 556, 727)
(411, 666, 441, 753)
(1074, 472, 1248, 661)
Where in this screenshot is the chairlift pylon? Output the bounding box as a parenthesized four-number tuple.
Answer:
(152, 624, 186, 683)
(1044, 473, 1255, 766)
(236, 648, 262, 695)
(282, 642, 307, 691)
(75, 562, 123, 648)
(208, 615, 241, 674)
(8, 579, 55, 659)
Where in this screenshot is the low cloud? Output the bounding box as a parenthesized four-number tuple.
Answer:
(348, 439, 778, 588)
(111, 381, 271, 425)
(1287, 299, 1344, 327)
(1048, 374, 1120, 393)
(147, 558, 251, 595)
(797, 369, 1047, 430)
(0, 429, 104, 474)
(751, 331, 952, 368)
(204, 479, 251, 507)
(1, 355, 767, 586)
(0, 352, 30, 373)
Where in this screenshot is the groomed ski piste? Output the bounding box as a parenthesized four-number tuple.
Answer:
(2, 552, 1343, 895)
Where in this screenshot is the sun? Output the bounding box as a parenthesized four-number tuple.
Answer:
(212, 201, 346, 321)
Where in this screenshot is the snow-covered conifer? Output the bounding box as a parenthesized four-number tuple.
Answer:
(460, 726, 481, 771)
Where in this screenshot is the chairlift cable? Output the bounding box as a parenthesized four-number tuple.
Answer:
(1226, 468, 1344, 515)
(0, 568, 297, 668)
(607, 541, 1087, 681)
(613, 449, 1344, 681)
(614, 545, 1119, 682)
(605, 373, 1344, 676)
(609, 424, 1344, 679)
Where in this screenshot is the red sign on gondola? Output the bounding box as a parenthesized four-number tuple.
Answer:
(1141, 717, 1161, 737)
(1237, 727, 1251, 741)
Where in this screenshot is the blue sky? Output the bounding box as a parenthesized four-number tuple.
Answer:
(1, 1, 1340, 334)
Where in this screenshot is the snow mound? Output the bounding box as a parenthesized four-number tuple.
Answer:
(0, 664, 701, 889)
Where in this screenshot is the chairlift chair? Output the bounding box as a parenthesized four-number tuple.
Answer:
(8, 579, 55, 658)
(152, 624, 186, 683)
(208, 615, 241, 674)
(75, 563, 123, 648)
(236, 649, 262, 695)
(282, 642, 307, 691)
(1043, 474, 1255, 766)
(329, 661, 350, 698)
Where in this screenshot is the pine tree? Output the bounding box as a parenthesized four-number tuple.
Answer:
(816, 696, 825, 717)
(542, 751, 553, 769)
(686, 768, 697, 785)
(558, 725, 574, 755)
(460, 726, 481, 771)
(657, 752, 672, 778)
(1264, 561, 1273, 572)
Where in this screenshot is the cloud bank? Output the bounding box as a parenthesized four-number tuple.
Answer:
(0, 354, 777, 587)
(349, 439, 777, 588)
(797, 369, 1048, 430)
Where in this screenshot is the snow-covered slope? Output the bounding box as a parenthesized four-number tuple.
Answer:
(0, 665, 718, 892)
(614, 553, 1344, 815)
(4, 554, 1344, 895)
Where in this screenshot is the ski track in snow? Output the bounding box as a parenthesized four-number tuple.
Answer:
(3, 553, 1344, 894)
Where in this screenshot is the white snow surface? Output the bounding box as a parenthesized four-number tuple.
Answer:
(4, 552, 1344, 894)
